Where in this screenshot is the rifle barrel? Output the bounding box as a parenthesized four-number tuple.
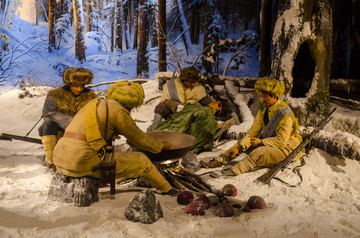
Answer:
(0, 133, 42, 144)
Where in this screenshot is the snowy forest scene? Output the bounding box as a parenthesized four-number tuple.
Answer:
(1, 0, 360, 237)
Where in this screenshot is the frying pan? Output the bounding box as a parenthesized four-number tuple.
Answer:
(128, 132, 197, 161)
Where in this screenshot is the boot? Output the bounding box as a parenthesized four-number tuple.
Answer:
(200, 154, 228, 168)
(41, 135, 57, 167)
(231, 155, 256, 175)
(147, 113, 163, 132)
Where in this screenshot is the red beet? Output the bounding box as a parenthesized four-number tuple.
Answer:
(183, 201, 206, 216)
(193, 194, 211, 209)
(221, 184, 237, 197)
(177, 191, 194, 205)
(214, 203, 234, 217)
(246, 196, 267, 209)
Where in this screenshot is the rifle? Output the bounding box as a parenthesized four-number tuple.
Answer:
(256, 108, 337, 184)
(0, 132, 42, 144)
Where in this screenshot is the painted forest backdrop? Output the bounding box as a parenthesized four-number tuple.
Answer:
(0, 0, 359, 92)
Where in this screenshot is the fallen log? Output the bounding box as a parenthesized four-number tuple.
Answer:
(300, 128, 360, 161)
(224, 129, 360, 161)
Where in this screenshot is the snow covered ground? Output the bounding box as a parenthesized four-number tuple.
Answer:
(0, 80, 360, 238)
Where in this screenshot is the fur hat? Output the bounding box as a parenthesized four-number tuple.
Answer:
(63, 68, 94, 85)
(180, 67, 201, 82)
(107, 81, 144, 110)
(254, 79, 285, 99)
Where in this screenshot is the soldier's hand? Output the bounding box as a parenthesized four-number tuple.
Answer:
(228, 147, 240, 159)
(250, 137, 262, 147)
(162, 141, 173, 150)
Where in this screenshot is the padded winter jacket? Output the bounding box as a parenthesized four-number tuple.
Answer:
(239, 100, 302, 157)
(53, 99, 164, 178)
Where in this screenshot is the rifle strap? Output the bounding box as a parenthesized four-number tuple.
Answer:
(260, 106, 293, 139)
(273, 157, 306, 187)
(167, 78, 181, 103)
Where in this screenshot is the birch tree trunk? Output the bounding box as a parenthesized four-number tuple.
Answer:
(73, 0, 86, 62)
(158, 0, 167, 72)
(137, 0, 150, 77)
(176, 0, 191, 54)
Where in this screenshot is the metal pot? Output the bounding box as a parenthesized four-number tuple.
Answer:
(128, 132, 197, 161)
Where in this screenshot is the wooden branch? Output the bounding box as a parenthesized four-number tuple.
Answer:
(88, 79, 150, 88)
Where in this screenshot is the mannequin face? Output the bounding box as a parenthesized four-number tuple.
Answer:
(183, 80, 196, 89)
(260, 91, 277, 107)
(70, 83, 85, 95)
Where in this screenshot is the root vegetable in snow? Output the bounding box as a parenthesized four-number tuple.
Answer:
(221, 184, 237, 197)
(214, 203, 234, 217)
(183, 201, 206, 216)
(177, 191, 194, 205)
(193, 194, 211, 209)
(246, 196, 267, 209)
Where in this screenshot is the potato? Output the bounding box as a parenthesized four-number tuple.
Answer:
(214, 203, 234, 217)
(177, 191, 194, 205)
(221, 184, 237, 197)
(193, 194, 211, 209)
(183, 201, 206, 216)
(246, 195, 267, 209)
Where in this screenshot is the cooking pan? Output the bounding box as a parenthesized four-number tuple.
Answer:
(128, 132, 197, 161)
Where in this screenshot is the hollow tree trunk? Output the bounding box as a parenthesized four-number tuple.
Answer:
(271, 0, 332, 126)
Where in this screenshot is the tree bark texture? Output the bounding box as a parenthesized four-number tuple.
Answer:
(349, 0, 360, 78)
(48, 0, 56, 51)
(110, 6, 114, 51)
(271, 0, 332, 127)
(114, 0, 122, 51)
(258, 0, 272, 77)
(73, 0, 86, 62)
(149, 3, 158, 48)
(300, 129, 360, 161)
(137, 0, 150, 78)
(123, 0, 129, 50)
(158, 0, 167, 72)
(86, 0, 92, 32)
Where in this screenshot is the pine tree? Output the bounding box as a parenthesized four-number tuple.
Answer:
(73, 0, 86, 62)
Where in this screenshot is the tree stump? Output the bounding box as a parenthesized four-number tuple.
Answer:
(47, 172, 101, 207)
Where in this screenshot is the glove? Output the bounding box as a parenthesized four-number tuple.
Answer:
(228, 146, 240, 159)
(250, 137, 262, 147)
(176, 104, 185, 112)
(162, 141, 173, 150)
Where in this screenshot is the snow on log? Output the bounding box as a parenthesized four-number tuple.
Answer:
(300, 128, 360, 161)
(224, 80, 254, 128)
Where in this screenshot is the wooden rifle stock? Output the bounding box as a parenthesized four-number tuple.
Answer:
(256, 108, 336, 184)
(0, 133, 42, 144)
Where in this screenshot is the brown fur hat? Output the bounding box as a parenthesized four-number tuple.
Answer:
(180, 67, 201, 82)
(63, 68, 94, 85)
